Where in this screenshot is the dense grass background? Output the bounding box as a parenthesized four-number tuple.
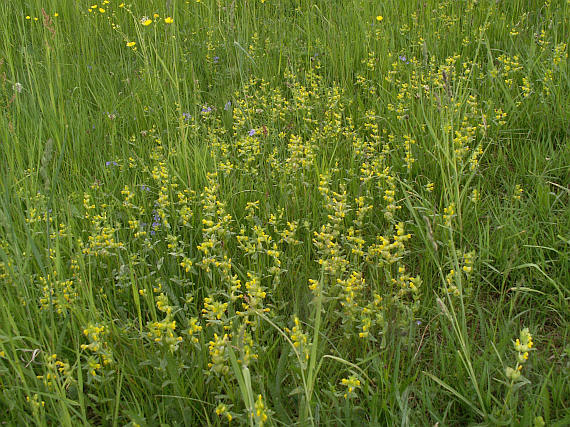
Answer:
(1, 0, 569, 425)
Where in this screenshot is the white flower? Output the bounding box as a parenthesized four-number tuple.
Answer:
(13, 82, 23, 93)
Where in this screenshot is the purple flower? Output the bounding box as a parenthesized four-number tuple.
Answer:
(201, 106, 212, 114)
(151, 211, 161, 234)
(248, 129, 256, 136)
(213, 56, 220, 64)
(224, 101, 231, 110)
(399, 55, 410, 64)
(105, 161, 118, 167)
(182, 112, 191, 122)
(140, 184, 150, 192)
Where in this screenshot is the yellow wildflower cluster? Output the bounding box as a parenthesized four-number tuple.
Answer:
(147, 293, 183, 352)
(253, 394, 269, 426)
(506, 328, 535, 381)
(340, 375, 361, 399)
(208, 333, 230, 376)
(215, 403, 233, 423)
(38, 271, 77, 314)
(285, 316, 310, 366)
(36, 353, 73, 391)
(81, 323, 113, 377)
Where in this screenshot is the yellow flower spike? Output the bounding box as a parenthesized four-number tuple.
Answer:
(165, 17, 174, 24)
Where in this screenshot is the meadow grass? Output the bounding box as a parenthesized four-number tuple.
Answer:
(0, 0, 569, 425)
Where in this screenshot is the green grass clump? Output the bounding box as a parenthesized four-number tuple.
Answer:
(1, 0, 569, 425)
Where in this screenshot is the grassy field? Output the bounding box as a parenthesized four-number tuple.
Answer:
(0, 0, 569, 425)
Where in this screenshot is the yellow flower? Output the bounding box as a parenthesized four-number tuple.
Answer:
(376, 15, 383, 22)
(26, 16, 31, 19)
(99, 8, 105, 13)
(165, 17, 174, 24)
(126, 41, 136, 47)
(142, 19, 152, 26)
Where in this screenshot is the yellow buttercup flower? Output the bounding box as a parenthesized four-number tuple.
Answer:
(126, 41, 136, 47)
(142, 19, 152, 26)
(376, 15, 383, 22)
(165, 17, 173, 24)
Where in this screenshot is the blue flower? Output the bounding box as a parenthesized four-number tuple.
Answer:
(224, 101, 231, 111)
(182, 112, 191, 122)
(248, 129, 256, 136)
(151, 211, 161, 235)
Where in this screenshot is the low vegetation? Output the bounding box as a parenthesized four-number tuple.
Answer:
(0, 0, 568, 425)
